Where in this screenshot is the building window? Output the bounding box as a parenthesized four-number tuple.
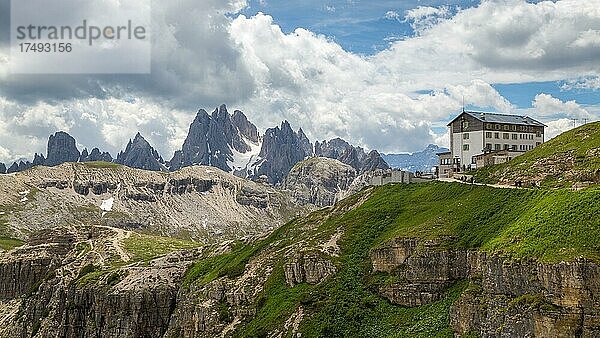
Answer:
(494, 132, 499, 139)
(511, 125, 517, 131)
(504, 144, 510, 150)
(512, 145, 518, 151)
(486, 123, 493, 129)
(472, 157, 477, 164)
(536, 142, 541, 147)
(463, 144, 470, 151)
(536, 131, 542, 137)
(503, 133, 509, 139)
(463, 133, 470, 140)
(504, 125, 509, 131)
(512, 134, 517, 140)
(462, 121, 469, 130)
(495, 124, 501, 130)
(485, 143, 492, 150)
(494, 144, 501, 150)
(486, 132, 492, 138)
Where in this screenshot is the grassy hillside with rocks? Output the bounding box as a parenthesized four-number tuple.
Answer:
(473, 122, 600, 188)
(182, 181, 600, 337)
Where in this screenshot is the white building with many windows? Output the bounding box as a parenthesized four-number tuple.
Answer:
(447, 111, 545, 171)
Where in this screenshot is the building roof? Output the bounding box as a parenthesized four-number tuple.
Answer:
(447, 111, 546, 127)
(436, 151, 451, 156)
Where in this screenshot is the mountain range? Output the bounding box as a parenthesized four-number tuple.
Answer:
(382, 144, 449, 173)
(0, 104, 393, 184)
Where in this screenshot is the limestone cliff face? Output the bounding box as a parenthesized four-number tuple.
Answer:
(0, 221, 339, 338)
(283, 157, 357, 207)
(370, 237, 600, 337)
(1, 224, 599, 337)
(0, 163, 304, 242)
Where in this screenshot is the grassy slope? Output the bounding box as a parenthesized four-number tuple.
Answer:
(474, 122, 600, 187)
(123, 233, 202, 262)
(184, 181, 600, 337)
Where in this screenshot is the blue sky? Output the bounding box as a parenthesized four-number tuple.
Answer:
(242, 0, 474, 55)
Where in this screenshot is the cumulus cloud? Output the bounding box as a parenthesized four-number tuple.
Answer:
(404, 5, 451, 34)
(0, 0, 599, 163)
(545, 118, 576, 140)
(561, 76, 600, 91)
(376, 0, 600, 91)
(532, 93, 593, 120)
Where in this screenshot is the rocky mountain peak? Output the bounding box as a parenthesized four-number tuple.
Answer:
(256, 120, 307, 184)
(116, 133, 166, 172)
(0, 162, 6, 174)
(32, 153, 45, 166)
(382, 144, 448, 172)
(315, 137, 389, 173)
(170, 104, 261, 174)
(232, 110, 259, 143)
(297, 128, 313, 156)
(45, 131, 80, 166)
(79, 147, 113, 163)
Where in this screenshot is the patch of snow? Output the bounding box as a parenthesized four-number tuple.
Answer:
(19, 190, 30, 195)
(206, 169, 215, 174)
(20, 197, 28, 202)
(101, 197, 114, 212)
(0, 212, 5, 215)
(229, 137, 263, 176)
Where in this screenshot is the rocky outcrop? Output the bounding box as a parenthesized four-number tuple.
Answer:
(169, 105, 261, 174)
(32, 153, 45, 166)
(315, 137, 389, 173)
(370, 237, 600, 337)
(297, 128, 313, 156)
(79, 147, 113, 162)
(255, 121, 307, 184)
(284, 252, 336, 287)
(0, 162, 5, 174)
(7, 160, 33, 173)
(232, 109, 259, 143)
(116, 133, 166, 172)
(45, 131, 80, 166)
(283, 157, 357, 207)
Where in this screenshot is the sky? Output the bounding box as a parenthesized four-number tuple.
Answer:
(0, 0, 599, 164)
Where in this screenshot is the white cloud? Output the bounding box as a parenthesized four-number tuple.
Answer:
(376, 0, 600, 91)
(532, 93, 592, 119)
(561, 76, 600, 90)
(545, 118, 576, 140)
(384, 11, 401, 21)
(0, 0, 599, 163)
(445, 80, 514, 113)
(404, 5, 451, 34)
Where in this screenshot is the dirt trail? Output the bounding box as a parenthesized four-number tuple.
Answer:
(90, 225, 133, 263)
(437, 177, 518, 189)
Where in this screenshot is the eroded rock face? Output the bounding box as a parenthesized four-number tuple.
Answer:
(0, 162, 5, 174)
(283, 157, 357, 207)
(169, 105, 260, 174)
(0, 163, 304, 242)
(370, 237, 600, 337)
(116, 133, 167, 172)
(256, 121, 307, 185)
(45, 131, 80, 167)
(314, 138, 390, 173)
(80, 147, 113, 163)
(284, 252, 337, 287)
